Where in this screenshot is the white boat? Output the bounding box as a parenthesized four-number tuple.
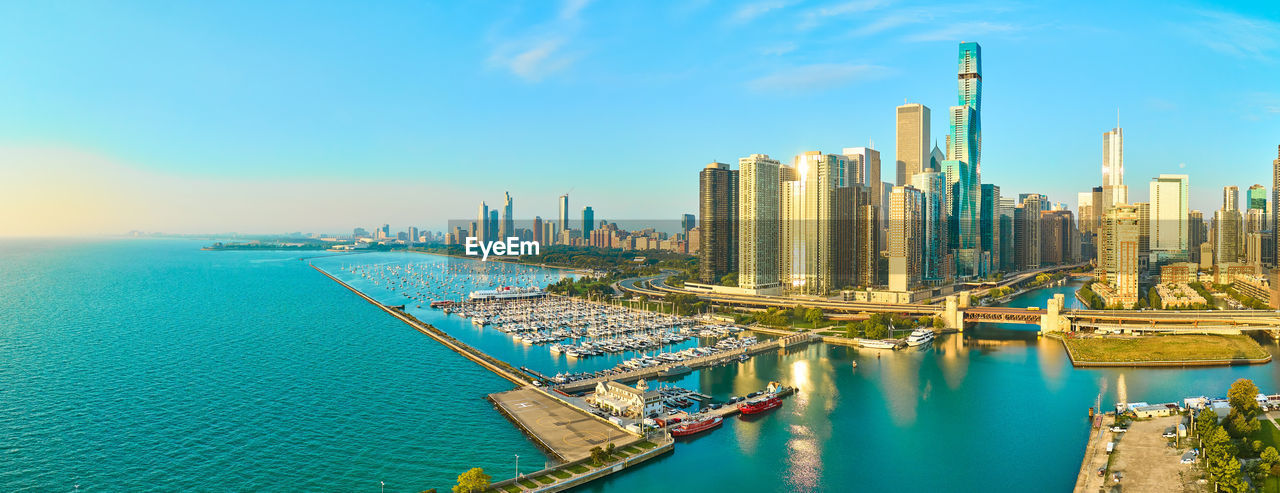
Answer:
(906, 328, 935, 347)
(857, 338, 897, 350)
(468, 286, 546, 301)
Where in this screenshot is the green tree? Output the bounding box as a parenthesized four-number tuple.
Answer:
(1196, 407, 1220, 436)
(1263, 446, 1280, 469)
(719, 272, 738, 287)
(1204, 427, 1249, 492)
(932, 316, 946, 329)
(864, 321, 888, 339)
(1228, 379, 1262, 419)
(589, 446, 607, 466)
(804, 307, 825, 326)
(452, 468, 491, 493)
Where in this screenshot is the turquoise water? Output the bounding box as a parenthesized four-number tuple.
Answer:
(0, 240, 543, 492)
(7, 243, 1280, 492)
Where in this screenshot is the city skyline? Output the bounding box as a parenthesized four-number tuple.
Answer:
(1, 1, 1278, 236)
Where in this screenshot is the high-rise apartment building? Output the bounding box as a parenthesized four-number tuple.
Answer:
(912, 171, 947, 282)
(532, 216, 543, 245)
(1040, 210, 1074, 265)
(780, 152, 851, 295)
(1217, 186, 1242, 264)
(738, 154, 781, 291)
(1100, 204, 1141, 307)
(998, 197, 1015, 272)
(488, 210, 499, 243)
(1273, 146, 1280, 268)
(889, 186, 924, 291)
(896, 103, 930, 185)
(844, 147, 882, 228)
(478, 202, 490, 241)
(699, 163, 738, 283)
(1077, 191, 1094, 236)
(1189, 210, 1205, 264)
(1149, 174, 1189, 262)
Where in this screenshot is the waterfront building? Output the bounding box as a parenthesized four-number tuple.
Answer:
(943, 159, 980, 277)
(896, 103, 931, 185)
(981, 184, 1000, 273)
(780, 152, 850, 295)
(591, 380, 661, 418)
(1040, 210, 1074, 265)
(912, 171, 947, 282)
(1102, 126, 1126, 210)
(738, 154, 781, 291)
(949, 42, 982, 174)
(1149, 174, 1189, 264)
(501, 191, 514, 240)
(1014, 194, 1042, 270)
(699, 162, 738, 284)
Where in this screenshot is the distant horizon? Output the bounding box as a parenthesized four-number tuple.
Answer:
(2, 1, 1278, 236)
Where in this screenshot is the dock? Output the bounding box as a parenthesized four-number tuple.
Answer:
(555, 332, 815, 394)
(488, 387, 639, 462)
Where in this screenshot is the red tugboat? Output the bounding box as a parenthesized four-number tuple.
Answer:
(670, 415, 723, 437)
(739, 394, 782, 415)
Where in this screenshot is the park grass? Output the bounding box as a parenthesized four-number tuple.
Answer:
(550, 470, 572, 479)
(532, 475, 555, 485)
(1062, 334, 1268, 363)
(611, 449, 629, 458)
(566, 464, 590, 474)
(1250, 420, 1280, 454)
(621, 445, 641, 454)
(517, 479, 538, 489)
(634, 440, 656, 450)
(500, 483, 523, 493)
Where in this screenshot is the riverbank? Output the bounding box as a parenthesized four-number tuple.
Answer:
(1060, 334, 1271, 367)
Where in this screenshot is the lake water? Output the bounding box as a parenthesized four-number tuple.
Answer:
(6, 242, 1279, 491)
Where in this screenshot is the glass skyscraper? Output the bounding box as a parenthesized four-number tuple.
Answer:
(949, 42, 981, 173)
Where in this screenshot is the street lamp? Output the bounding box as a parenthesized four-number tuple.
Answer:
(515, 453, 520, 478)
(380, 480, 384, 493)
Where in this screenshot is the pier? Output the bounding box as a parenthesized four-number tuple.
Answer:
(488, 387, 640, 462)
(555, 331, 815, 394)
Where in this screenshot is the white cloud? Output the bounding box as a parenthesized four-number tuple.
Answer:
(1181, 9, 1279, 61)
(761, 42, 798, 56)
(799, 0, 891, 29)
(560, 0, 593, 20)
(729, 0, 798, 24)
(487, 0, 592, 82)
(746, 63, 893, 92)
(902, 21, 1019, 42)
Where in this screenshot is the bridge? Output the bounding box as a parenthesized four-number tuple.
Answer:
(616, 270, 1280, 334)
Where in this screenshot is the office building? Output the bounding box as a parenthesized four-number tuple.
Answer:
(844, 146, 882, 228)
(1102, 126, 1127, 209)
(1189, 210, 1205, 264)
(997, 198, 1015, 272)
(1014, 194, 1042, 270)
(1248, 184, 1267, 214)
(896, 103, 931, 185)
(889, 186, 924, 291)
(559, 194, 570, 231)
(478, 203, 489, 241)
(1040, 210, 1074, 265)
(738, 154, 781, 290)
(581, 207, 595, 241)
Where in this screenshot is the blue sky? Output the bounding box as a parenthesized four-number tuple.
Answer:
(1, 0, 1278, 235)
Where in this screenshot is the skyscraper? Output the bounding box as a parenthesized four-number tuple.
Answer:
(581, 206, 594, 240)
(844, 147, 882, 220)
(1014, 194, 1042, 270)
(1217, 186, 1242, 264)
(699, 162, 738, 284)
(501, 191, 514, 240)
(1273, 146, 1280, 269)
(1100, 204, 1141, 307)
(981, 183, 1000, 273)
(558, 194, 570, 231)
(896, 103, 930, 185)
(489, 210, 499, 243)
(949, 42, 982, 174)
(889, 185, 924, 292)
(478, 202, 489, 241)
(912, 171, 947, 282)
(1102, 127, 1127, 209)
(780, 152, 848, 295)
(1248, 184, 1267, 213)
(532, 216, 543, 245)
(1189, 210, 1205, 264)
(738, 154, 781, 291)
(998, 198, 1015, 273)
(1149, 174, 1189, 261)
(942, 159, 980, 277)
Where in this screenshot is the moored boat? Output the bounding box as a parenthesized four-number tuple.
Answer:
(670, 415, 723, 437)
(906, 328, 935, 347)
(658, 364, 691, 377)
(739, 394, 782, 415)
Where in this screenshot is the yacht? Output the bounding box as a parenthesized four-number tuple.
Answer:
(906, 328, 935, 347)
